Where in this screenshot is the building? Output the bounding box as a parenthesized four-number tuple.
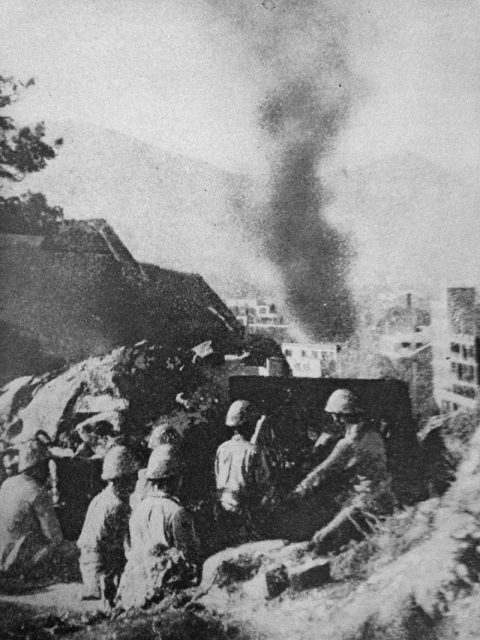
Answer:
(281, 342, 341, 378)
(432, 287, 480, 413)
(378, 326, 431, 361)
(0, 219, 242, 385)
(226, 298, 291, 342)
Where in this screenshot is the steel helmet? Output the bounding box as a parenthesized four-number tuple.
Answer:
(148, 422, 182, 449)
(225, 400, 257, 428)
(324, 389, 363, 416)
(101, 445, 139, 480)
(146, 443, 183, 480)
(18, 439, 50, 473)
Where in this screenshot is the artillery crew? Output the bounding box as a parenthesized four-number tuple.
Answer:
(0, 386, 400, 606)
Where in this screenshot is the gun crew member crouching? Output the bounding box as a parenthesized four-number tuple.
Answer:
(77, 445, 138, 606)
(117, 443, 200, 609)
(293, 389, 394, 553)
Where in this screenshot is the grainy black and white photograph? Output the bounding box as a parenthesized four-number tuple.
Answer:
(0, 1, 479, 638)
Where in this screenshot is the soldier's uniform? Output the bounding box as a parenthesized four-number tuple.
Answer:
(0, 440, 63, 577)
(117, 444, 199, 609)
(77, 445, 138, 603)
(294, 390, 394, 552)
(215, 433, 270, 513)
(0, 473, 63, 574)
(77, 484, 131, 599)
(295, 422, 390, 495)
(214, 401, 270, 546)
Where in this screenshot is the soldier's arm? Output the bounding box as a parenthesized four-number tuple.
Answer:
(254, 448, 271, 491)
(214, 447, 224, 489)
(294, 437, 355, 496)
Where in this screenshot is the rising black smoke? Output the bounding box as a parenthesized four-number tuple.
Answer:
(259, 77, 356, 341)
(209, 0, 357, 340)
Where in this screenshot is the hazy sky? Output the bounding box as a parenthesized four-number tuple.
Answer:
(2, 0, 478, 175)
(1, 0, 480, 300)
(1, 0, 268, 173)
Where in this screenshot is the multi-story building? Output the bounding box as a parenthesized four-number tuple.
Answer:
(281, 342, 341, 378)
(226, 298, 290, 340)
(432, 287, 480, 413)
(378, 326, 431, 361)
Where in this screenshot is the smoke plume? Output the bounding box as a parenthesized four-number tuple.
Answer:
(259, 79, 355, 340)
(211, 0, 357, 340)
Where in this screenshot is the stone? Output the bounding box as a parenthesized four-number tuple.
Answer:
(288, 558, 331, 591)
(200, 540, 286, 590)
(265, 564, 289, 598)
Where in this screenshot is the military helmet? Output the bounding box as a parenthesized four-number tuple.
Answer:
(225, 400, 258, 428)
(148, 422, 182, 449)
(101, 445, 139, 480)
(18, 439, 50, 473)
(146, 443, 183, 480)
(324, 389, 363, 416)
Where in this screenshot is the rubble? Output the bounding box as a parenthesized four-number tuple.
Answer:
(201, 540, 288, 591)
(264, 565, 289, 598)
(288, 558, 330, 591)
(0, 340, 232, 446)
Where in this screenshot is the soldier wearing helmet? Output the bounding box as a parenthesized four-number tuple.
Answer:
(117, 443, 199, 609)
(292, 389, 393, 553)
(77, 445, 139, 604)
(324, 388, 364, 417)
(0, 438, 63, 577)
(214, 400, 270, 547)
(294, 389, 388, 497)
(130, 421, 183, 512)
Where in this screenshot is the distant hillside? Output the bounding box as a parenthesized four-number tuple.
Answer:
(18, 121, 273, 298)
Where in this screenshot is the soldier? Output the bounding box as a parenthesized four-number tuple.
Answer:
(130, 421, 183, 511)
(0, 439, 63, 577)
(118, 443, 199, 609)
(77, 445, 139, 605)
(293, 389, 394, 552)
(214, 400, 270, 546)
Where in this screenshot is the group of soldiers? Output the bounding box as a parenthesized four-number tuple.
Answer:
(0, 388, 394, 609)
